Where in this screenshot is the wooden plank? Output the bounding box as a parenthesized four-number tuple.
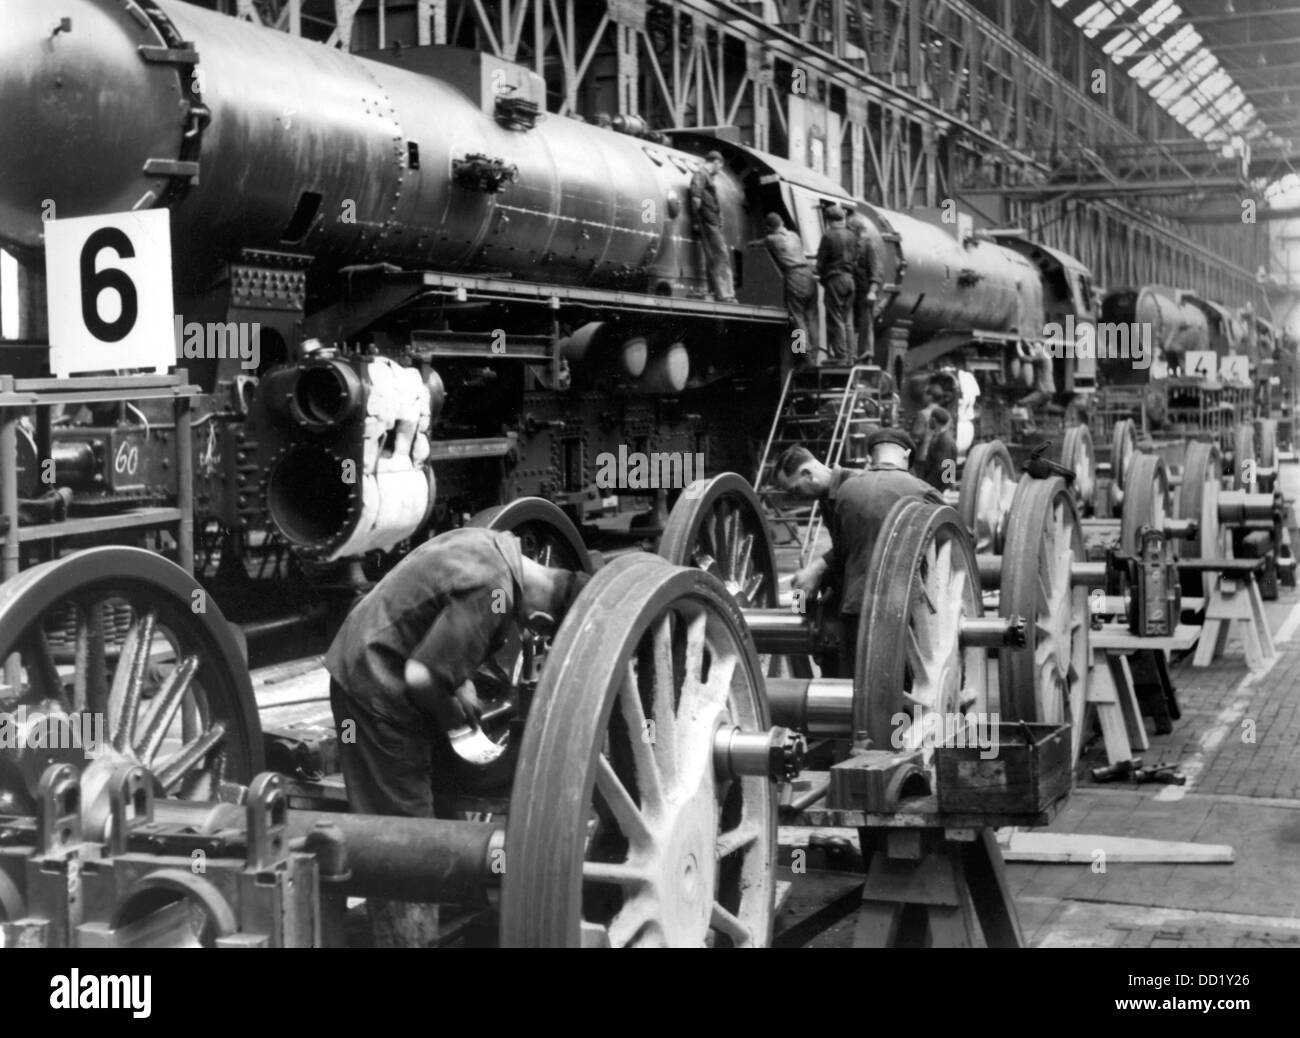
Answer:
(1091, 624, 1200, 651)
(1003, 832, 1234, 864)
(1111, 654, 1149, 752)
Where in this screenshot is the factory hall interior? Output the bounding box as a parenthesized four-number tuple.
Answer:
(5, 0, 1300, 956)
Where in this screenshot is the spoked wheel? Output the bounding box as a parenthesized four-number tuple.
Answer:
(998, 478, 1090, 765)
(501, 555, 776, 948)
(1232, 423, 1257, 491)
(0, 548, 262, 821)
(660, 473, 810, 678)
(1177, 441, 1224, 599)
(445, 498, 595, 795)
(958, 440, 1017, 553)
(857, 500, 988, 762)
(1109, 419, 1138, 512)
(1119, 453, 1170, 558)
(1057, 425, 1096, 518)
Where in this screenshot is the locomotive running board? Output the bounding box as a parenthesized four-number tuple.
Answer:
(304, 268, 787, 342)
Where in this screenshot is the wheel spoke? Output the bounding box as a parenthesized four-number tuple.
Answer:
(155, 721, 226, 791)
(136, 656, 200, 765)
(724, 507, 742, 580)
(109, 611, 156, 753)
(22, 629, 69, 711)
(905, 626, 927, 680)
(618, 662, 663, 812)
(74, 597, 109, 715)
(716, 822, 761, 860)
(649, 616, 678, 777)
(606, 896, 657, 948)
(582, 860, 650, 888)
(594, 754, 654, 847)
(710, 901, 753, 946)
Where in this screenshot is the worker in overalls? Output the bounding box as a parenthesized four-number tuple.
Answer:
(689, 150, 737, 303)
(762, 212, 818, 360)
(325, 526, 588, 946)
(776, 431, 941, 676)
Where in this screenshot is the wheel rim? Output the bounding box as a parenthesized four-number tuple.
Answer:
(958, 441, 1017, 553)
(1110, 419, 1137, 509)
(1177, 441, 1223, 599)
(659, 473, 809, 678)
(453, 499, 594, 791)
(1119, 453, 1170, 558)
(997, 478, 1090, 764)
(0, 548, 262, 821)
(1059, 426, 1096, 517)
(501, 555, 775, 948)
(857, 501, 988, 764)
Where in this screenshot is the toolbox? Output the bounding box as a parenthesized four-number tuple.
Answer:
(935, 722, 1072, 815)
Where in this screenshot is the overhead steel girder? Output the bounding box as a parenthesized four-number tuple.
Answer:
(1003, 177, 1249, 199)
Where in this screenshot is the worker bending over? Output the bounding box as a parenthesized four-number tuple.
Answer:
(325, 526, 588, 944)
(775, 429, 942, 676)
(327, 526, 587, 817)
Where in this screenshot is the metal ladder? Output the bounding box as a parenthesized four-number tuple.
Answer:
(754, 365, 886, 565)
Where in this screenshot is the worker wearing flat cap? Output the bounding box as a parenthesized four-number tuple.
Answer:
(815, 204, 858, 363)
(761, 212, 818, 358)
(775, 431, 942, 676)
(325, 526, 589, 945)
(690, 150, 737, 303)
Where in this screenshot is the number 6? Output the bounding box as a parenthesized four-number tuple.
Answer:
(80, 227, 138, 342)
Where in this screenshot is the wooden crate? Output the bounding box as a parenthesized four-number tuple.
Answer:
(935, 723, 1072, 815)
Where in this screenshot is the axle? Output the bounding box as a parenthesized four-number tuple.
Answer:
(741, 609, 1025, 656)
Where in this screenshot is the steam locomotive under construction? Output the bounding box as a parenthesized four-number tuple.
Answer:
(0, 0, 1106, 597)
(2, 0, 1297, 950)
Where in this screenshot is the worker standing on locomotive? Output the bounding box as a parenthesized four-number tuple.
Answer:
(816, 204, 858, 363)
(324, 526, 588, 945)
(775, 431, 942, 676)
(690, 150, 738, 303)
(761, 212, 818, 360)
(848, 212, 885, 364)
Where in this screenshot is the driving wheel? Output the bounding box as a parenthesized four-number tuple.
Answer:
(958, 440, 1017, 553)
(856, 500, 989, 763)
(501, 554, 776, 948)
(660, 473, 811, 677)
(0, 547, 263, 825)
(998, 477, 1090, 764)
